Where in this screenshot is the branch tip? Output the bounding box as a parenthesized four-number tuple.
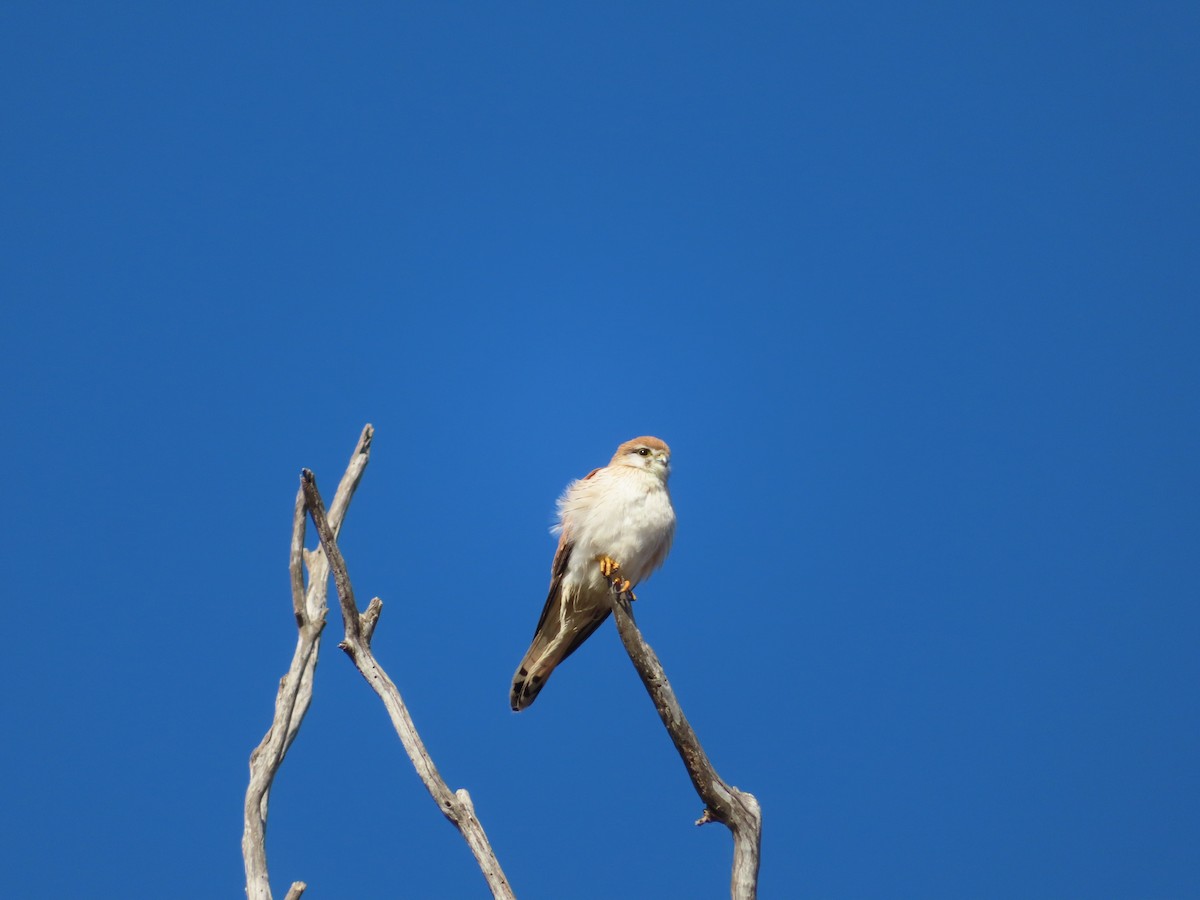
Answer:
(245, 430, 376, 900)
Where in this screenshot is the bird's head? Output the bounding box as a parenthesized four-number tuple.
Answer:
(612, 436, 671, 481)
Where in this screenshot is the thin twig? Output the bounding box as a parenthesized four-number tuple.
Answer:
(301, 467, 516, 900)
(242, 425, 374, 900)
(608, 588, 763, 900)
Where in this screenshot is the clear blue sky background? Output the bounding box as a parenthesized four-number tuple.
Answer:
(2, 4, 1197, 898)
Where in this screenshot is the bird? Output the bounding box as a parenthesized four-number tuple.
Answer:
(510, 436, 676, 711)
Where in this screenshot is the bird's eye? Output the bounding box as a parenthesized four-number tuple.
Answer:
(637, 448, 650, 456)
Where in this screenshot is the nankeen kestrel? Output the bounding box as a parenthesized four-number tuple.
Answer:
(510, 437, 676, 711)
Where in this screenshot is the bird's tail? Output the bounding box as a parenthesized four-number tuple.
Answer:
(510, 637, 561, 712)
(510, 606, 611, 711)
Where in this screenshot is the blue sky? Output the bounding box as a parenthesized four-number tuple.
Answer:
(2, 3, 1197, 898)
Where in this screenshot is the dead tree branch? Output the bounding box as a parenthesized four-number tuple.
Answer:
(608, 586, 763, 900)
(242, 425, 374, 900)
(301, 467, 515, 900)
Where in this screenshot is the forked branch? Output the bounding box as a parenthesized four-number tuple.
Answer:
(301, 468, 515, 900)
(243, 425, 374, 900)
(608, 586, 762, 900)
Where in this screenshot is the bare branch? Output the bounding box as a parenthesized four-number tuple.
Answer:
(242, 426, 374, 900)
(301, 467, 516, 900)
(608, 588, 762, 900)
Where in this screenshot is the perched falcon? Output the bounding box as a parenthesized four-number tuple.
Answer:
(510, 436, 676, 711)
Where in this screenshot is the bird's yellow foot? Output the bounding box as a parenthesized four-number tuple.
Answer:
(598, 557, 636, 600)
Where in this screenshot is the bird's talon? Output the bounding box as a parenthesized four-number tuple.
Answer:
(598, 557, 637, 598)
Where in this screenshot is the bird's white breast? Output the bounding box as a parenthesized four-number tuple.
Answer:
(558, 467, 676, 590)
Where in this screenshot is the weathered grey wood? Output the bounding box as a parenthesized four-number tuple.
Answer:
(608, 589, 762, 900)
(242, 425, 373, 900)
(301, 467, 516, 900)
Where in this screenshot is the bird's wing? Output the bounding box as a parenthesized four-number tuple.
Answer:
(531, 527, 574, 639)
